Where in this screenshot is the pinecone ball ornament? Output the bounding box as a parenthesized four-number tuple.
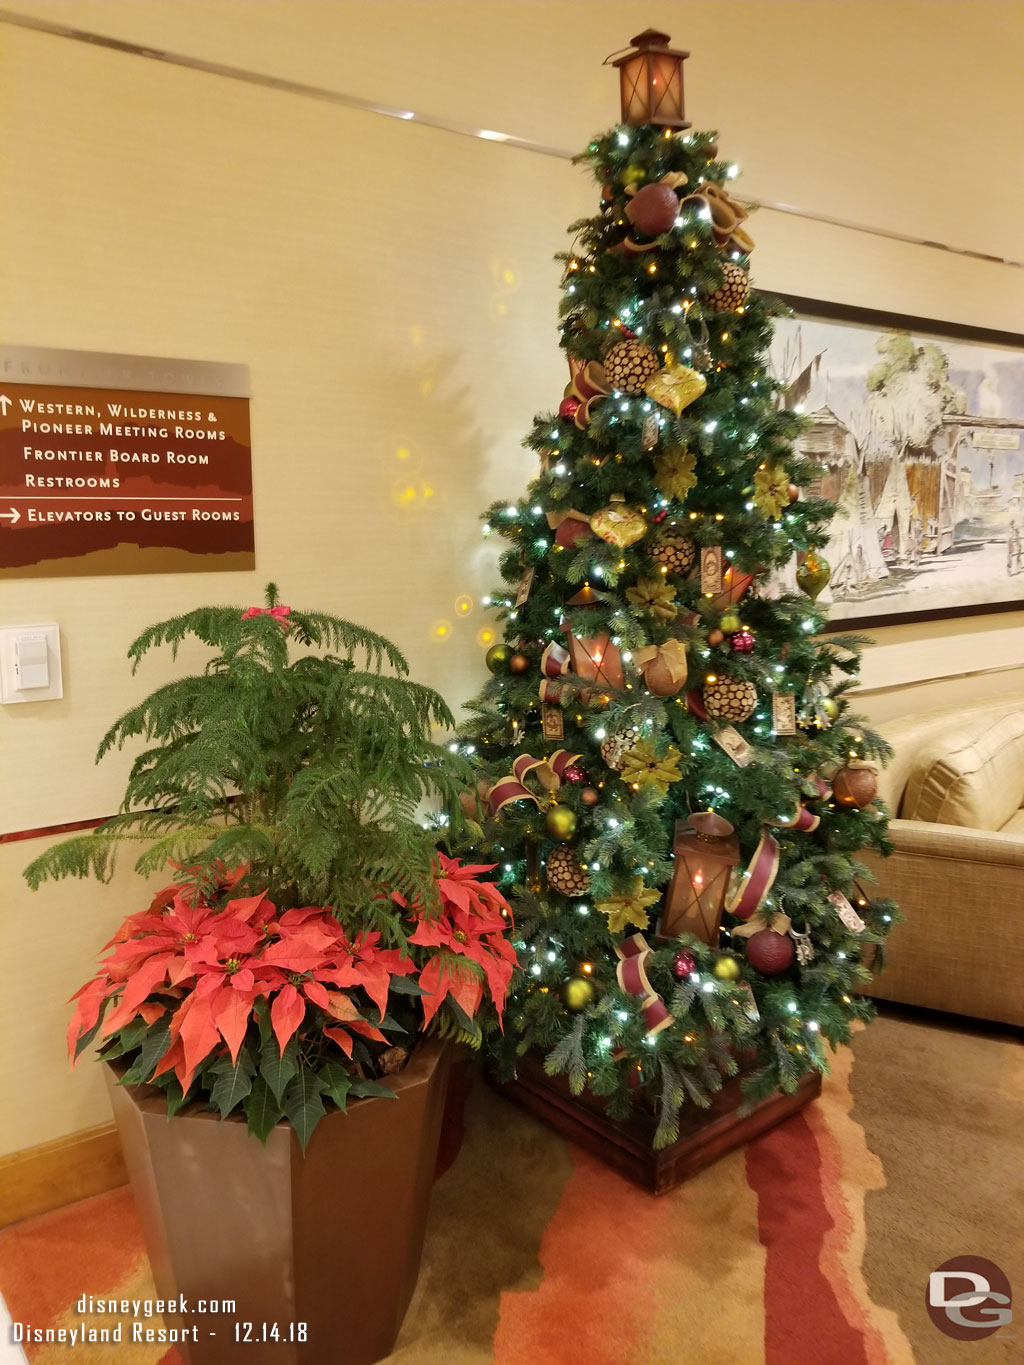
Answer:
(704, 675, 758, 722)
(600, 725, 641, 771)
(545, 844, 590, 897)
(706, 261, 750, 313)
(603, 339, 660, 395)
(649, 525, 696, 575)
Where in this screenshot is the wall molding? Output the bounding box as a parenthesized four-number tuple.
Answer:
(0, 1124, 125, 1228)
(0, 6, 1020, 271)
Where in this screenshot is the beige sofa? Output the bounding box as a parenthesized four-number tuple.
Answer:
(861, 692, 1024, 1028)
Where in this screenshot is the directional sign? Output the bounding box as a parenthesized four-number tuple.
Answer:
(0, 347, 253, 578)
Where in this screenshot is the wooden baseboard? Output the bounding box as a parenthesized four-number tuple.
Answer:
(0, 1123, 126, 1228)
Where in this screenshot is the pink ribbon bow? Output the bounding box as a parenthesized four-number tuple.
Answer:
(241, 605, 291, 630)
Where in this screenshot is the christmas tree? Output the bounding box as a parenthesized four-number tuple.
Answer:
(455, 34, 897, 1149)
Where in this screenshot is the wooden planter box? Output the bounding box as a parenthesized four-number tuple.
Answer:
(492, 1051, 821, 1195)
(105, 1040, 451, 1365)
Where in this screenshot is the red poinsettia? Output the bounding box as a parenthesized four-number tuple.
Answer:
(69, 855, 517, 1099)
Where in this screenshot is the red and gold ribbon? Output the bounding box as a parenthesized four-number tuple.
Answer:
(486, 749, 583, 817)
(615, 933, 673, 1036)
(539, 640, 570, 704)
(564, 356, 611, 430)
(725, 832, 781, 922)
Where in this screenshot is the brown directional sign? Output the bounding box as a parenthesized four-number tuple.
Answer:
(0, 346, 253, 578)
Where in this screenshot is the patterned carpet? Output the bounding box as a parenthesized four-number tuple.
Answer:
(1, 1009, 1021, 1364)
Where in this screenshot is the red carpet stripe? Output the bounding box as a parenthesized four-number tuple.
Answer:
(747, 1110, 871, 1365)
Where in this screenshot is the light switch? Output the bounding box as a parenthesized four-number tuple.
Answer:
(0, 624, 63, 703)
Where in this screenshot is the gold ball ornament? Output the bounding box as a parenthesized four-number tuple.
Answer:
(545, 805, 578, 841)
(563, 977, 596, 1012)
(621, 163, 647, 186)
(600, 726, 640, 772)
(648, 526, 696, 575)
(833, 764, 878, 809)
(485, 643, 511, 674)
(822, 697, 840, 722)
(719, 610, 742, 634)
(796, 552, 832, 602)
(703, 675, 758, 723)
(545, 845, 590, 897)
(706, 261, 751, 313)
(713, 955, 742, 982)
(603, 339, 661, 395)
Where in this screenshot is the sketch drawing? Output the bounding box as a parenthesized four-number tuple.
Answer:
(770, 303, 1024, 628)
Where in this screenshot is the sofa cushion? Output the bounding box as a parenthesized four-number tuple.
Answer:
(1000, 808, 1024, 836)
(902, 712, 1024, 830)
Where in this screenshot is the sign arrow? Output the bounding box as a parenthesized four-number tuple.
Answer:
(0, 395, 11, 416)
(0, 507, 21, 525)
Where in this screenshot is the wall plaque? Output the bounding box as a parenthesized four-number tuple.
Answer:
(0, 346, 253, 578)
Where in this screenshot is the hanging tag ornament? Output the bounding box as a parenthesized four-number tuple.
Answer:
(642, 413, 660, 450)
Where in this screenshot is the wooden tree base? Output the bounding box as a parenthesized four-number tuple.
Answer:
(492, 1053, 821, 1196)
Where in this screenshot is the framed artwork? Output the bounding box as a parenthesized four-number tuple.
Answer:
(768, 297, 1024, 630)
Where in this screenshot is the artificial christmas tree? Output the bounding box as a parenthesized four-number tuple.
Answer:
(454, 33, 897, 1177)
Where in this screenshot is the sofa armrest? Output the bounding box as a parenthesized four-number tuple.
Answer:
(885, 817, 1024, 869)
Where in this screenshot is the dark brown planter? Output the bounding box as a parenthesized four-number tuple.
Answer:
(105, 1039, 451, 1365)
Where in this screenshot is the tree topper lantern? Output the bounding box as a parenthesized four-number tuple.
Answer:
(658, 812, 739, 944)
(611, 29, 691, 130)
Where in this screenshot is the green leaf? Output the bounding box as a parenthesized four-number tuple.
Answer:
(281, 1071, 326, 1153)
(243, 1074, 284, 1143)
(317, 1061, 352, 1113)
(348, 1078, 397, 1101)
(163, 1078, 187, 1118)
(387, 975, 425, 997)
(210, 1063, 253, 1119)
(138, 1021, 172, 1079)
(259, 1036, 299, 1104)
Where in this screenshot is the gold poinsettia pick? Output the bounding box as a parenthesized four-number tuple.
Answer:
(596, 877, 661, 934)
(654, 446, 697, 502)
(753, 461, 791, 520)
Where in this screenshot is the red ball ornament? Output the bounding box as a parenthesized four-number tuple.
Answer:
(558, 396, 581, 421)
(672, 950, 696, 980)
(555, 516, 593, 549)
(626, 182, 680, 237)
(563, 765, 587, 785)
(744, 929, 795, 976)
(730, 631, 755, 654)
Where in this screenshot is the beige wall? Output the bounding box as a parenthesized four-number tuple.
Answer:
(2, 0, 1023, 1153)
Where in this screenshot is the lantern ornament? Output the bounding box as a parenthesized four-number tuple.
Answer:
(658, 812, 740, 945)
(610, 29, 691, 130)
(565, 630, 625, 697)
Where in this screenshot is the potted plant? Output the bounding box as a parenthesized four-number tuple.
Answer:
(25, 585, 517, 1365)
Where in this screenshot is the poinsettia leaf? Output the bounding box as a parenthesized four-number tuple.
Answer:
(211, 1063, 253, 1119)
(349, 1078, 397, 1101)
(117, 1055, 148, 1086)
(162, 1077, 187, 1118)
(73, 1018, 104, 1063)
(270, 984, 307, 1054)
(386, 975, 425, 997)
(116, 1018, 151, 1052)
(282, 1071, 326, 1154)
(378, 1013, 409, 1034)
(175, 991, 222, 1092)
(322, 1026, 354, 1057)
(244, 1074, 285, 1143)
(138, 1020, 173, 1079)
(445, 994, 483, 1043)
(214, 986, 256, 1064)
(67, 978, 111, 1060)
(318, 1061, 352, 1113)
(260, 1035, 299, 1104)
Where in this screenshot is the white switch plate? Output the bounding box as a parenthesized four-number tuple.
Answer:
(0, 623, 63, 703)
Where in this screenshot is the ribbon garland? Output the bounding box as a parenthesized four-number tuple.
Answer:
(241, 605, 291, 630)
(539, 640, 570, 704)
(725, 776, 834, 920)
(565, 356, 611, 430)
(486, 748, 582, 818)
(615, 933, 674, 1036)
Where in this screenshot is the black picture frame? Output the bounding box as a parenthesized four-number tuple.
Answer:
(768, 295, 1024, 632)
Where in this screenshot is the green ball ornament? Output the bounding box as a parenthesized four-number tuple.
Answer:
(719, 610, 742, 634)
(621, 163, 647, 186)
(545, 805, 578, 841)
(713, 955, 742, 982)
(485, 643, 511, 674)
(563, 977, 595, 1012)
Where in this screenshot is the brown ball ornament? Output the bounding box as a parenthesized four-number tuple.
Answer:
(545, 845, 590, 897)
(787, 484, 800, 504)
(648, 526, 696, 575)
(744, 929, 795, 976)
(603, 339, 660, 395)
(625, 182, 680, 237)
(580, 786, 601, 807)
(707, 628, 725, 648)
(508, 652, 531, 675)
(704, 676, 758, 723)
(546, 805, 578, 841)
(600, 726, 640, 771)
(833, 765, 878, 810)
(706, 261, 750, 313)
(555, 516, 593, 549)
